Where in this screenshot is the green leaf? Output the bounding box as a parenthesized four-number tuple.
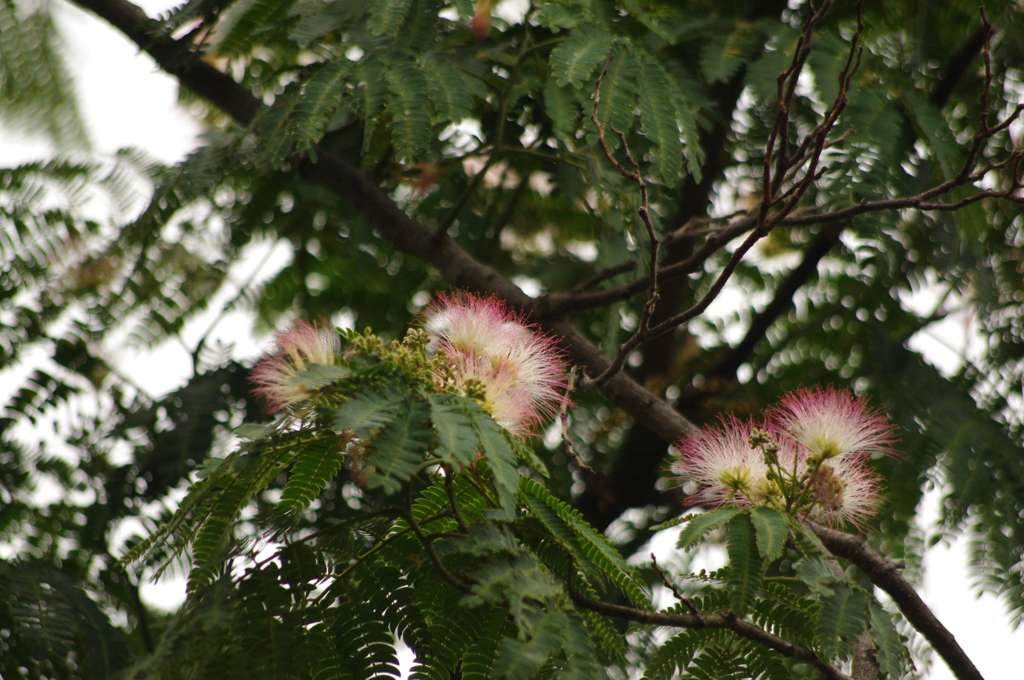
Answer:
(544, 77, 579, 143)
(428, 393, 480, 470)
(650, 514, 691, 531)
(366, 0, 411, 37)
(385, 58, 432, 164)
(520, 477, 650, 608)
(900, 87, 960, 181)
(698, 22, 760, 84)
(807, 30, 851, 107)
(795, 556, 841, 597)
(354, 55, 388, 122)
(279, 437, 347, 511)
(676, 506, 744, 550)
(0, 4, 90, 149)
(331, 385, 405, 438)
(549, 25, 614, 88)
(750, 506, 788, 562)
(636, 53, 683, 186)
(291, 362, 351, 390)
(594, 49, 639, 133)
(215, 0, 297, 57)
(494, 610, 566, 680)
(726, 513, 762, 615)
(460, 605, 509, 680)
(290, 58, 352, 156)
(468, 406, 521, 513)
(869, 598, 908, 678)
(532, 4, 581, 31)
(815, 584, 869, 659)
(234, 422, 277, 440)
(420, 53, 486, 125)
(365, 398, 430, 493)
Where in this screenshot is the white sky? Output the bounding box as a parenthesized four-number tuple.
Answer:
(1, 1, 1022, 678)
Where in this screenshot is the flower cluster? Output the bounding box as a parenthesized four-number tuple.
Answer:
(250, 320, 341, 413)
(671, 387, 897, 527)
(424, 292, 568, 438)
(248, 293, 568, 439)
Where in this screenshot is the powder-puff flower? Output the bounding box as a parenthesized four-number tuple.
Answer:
(772, 387, 896, 461)
(424, 292, 567, 437)
(671, 417, 774, 507)
(250, 320, 340, 413)
(806, 455, 883, 528)
(670, 387, 897, 527)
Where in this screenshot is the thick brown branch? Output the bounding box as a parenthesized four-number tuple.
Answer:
(570, 593, 852, 680)
(931, 25, 987, 108)
(809, 523, 985, 680)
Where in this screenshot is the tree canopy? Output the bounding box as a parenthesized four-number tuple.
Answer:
(1, 0, 1023, 679)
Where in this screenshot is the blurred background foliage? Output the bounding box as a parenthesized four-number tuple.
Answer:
(1, 0, 1023, 676)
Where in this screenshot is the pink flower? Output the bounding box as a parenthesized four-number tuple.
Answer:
(806, 455, 883, 528)
(670, 387, 898, 528)
(772, 387, 897, 461)
(424, 292, 567, 437)
(250, 320, 340, 413)
(671, 417, 773, 507)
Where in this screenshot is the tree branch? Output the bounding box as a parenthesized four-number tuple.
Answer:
(707, 221, 846, 380)
(931, 25, 987, 108)
(570, 592, 852, 680)
(809, 522, 985, 680)
(67, 0, 697, 448)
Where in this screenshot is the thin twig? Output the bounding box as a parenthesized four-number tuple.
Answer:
(313, 509, 453, 605)
(405, 508, 471, 593)
(558, 367, 592, 472)
(650, 554, 704, 622)
(443, 465, 471, 533)
(570, 0, 856, 362)
(570, 591, 852, 680)
(578, 57, 661, 390)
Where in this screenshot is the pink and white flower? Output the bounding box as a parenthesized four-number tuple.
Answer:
(670, 387, 899, 528)
(250, 320, 340, 413)
(671, 417, 773, 507)
(772, 387, 896, 461)
(806, 454, 883, 528)
(424, 292, 567, 437)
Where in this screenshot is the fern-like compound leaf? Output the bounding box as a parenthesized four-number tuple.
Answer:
(385, 58, 433, 164)
(459, 605, 510, 680)
(367, 0, 412, 37)
(332, 385, 405, 437)
(291, 58, 352, 156)
(594, 48, 639, 133)
(365, 398, 430, 494)
(420, 53, 485, 125)
(725, 513, 761, 616)
(216, 0, 297, 57)
(750, 506, 788, 562)
(869, 598, 909, 678)
(676, 506, 744, 550)
(519, 477, 650, 607)
(291, 362, 353, 390)
(279, 437, 347, 512)
(468, 406, 521, 513)
(549, 24, 614, 88)
(814, 584, 869, 660)
(543, 76, 579, 143)
(636, 52, 684, 186)
(428, 393, 480, 470)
